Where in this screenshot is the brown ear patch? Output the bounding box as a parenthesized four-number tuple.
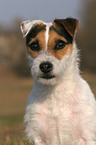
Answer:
(54, 18, 78, 37)
(50, 22, 73, 44)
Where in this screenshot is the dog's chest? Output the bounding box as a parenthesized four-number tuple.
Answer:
(29, 95, 81, 144)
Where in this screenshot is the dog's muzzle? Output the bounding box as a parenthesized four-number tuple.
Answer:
(39, 62, 55, 79)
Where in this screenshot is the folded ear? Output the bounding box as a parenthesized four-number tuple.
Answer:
(20, 20, 43, 37)
(54, 18, 79, 37)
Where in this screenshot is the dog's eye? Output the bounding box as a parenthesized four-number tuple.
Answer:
(29, 40, 40, 51)
(55, 40, 67, 50)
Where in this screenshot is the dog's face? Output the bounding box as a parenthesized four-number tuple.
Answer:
(21, 18, 78, 85)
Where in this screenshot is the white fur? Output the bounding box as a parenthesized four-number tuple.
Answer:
(21, 20, 96, 145)
(21, 20, 43, 37)
(44, 22, 52, 50)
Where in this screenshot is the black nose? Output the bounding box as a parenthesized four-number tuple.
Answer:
(39, 62, 53, 73)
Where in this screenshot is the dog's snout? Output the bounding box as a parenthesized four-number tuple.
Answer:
(39, 62, 53, 73)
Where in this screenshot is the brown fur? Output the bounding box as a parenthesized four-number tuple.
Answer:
(27, 21, 74, 60)
(27, 30, 46, 58)
(54, 18, 78, 37)
(48, 30, 73, 60)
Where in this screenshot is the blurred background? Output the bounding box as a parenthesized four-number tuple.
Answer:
(0, 0, 96, 144)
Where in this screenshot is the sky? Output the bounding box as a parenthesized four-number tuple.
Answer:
(0, 0, 81, 24)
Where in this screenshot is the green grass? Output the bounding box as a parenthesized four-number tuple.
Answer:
(0, 114, 32, 145)
(0, 70, 33, 144)
(1, 136, 32, 145)
(0, 114, 23, 127)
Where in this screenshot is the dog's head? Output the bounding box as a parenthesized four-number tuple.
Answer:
(21, 18, 78, 85)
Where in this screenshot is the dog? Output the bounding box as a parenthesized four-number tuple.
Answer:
(20, 18, 96, 145)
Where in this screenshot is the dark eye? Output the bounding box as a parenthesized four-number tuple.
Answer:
(55, 40, 67, 50)
(29, 40, 40, 51)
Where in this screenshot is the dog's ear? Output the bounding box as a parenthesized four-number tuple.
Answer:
(20, 20, 43, 37)
(54, 18, 78, 37)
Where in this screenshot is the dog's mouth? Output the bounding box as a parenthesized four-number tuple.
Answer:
(41, 74, 55, 79)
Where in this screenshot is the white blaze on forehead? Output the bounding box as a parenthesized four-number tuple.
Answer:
(44, 22, 52, 50)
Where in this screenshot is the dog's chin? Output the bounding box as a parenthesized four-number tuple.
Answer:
(36, 74, 58, 85)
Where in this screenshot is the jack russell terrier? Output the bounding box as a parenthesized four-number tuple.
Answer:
(20, 18, 96, 145)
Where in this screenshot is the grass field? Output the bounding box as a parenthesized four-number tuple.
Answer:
(0, 67, 32, 145)
(0, 66, 96, 145)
